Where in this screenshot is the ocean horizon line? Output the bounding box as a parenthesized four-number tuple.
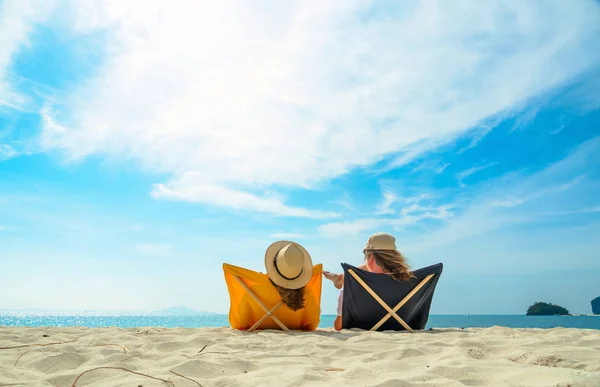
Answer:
(1, 310, 598, 317)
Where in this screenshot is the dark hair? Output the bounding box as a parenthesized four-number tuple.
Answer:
(269, 280, 306, 311)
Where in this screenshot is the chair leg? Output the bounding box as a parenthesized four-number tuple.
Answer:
(248, 301, 284, 332)
(347, 270, 413, 332)
(371, 274, 435, 331)
(232, 276, 290, 332)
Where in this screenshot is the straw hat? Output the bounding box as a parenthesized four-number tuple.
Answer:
(265, 241, 313, 289)
(364, 232, 397, 251)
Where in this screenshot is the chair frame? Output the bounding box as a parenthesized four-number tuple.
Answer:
(347, 269, 435, 332)
(232, 275, 290, 332)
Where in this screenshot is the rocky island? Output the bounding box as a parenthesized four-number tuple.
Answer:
(592, 297, 600, 315)
(526, 301, 570, 316)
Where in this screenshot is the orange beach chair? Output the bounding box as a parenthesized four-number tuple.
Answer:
(223, 263, 322, 331)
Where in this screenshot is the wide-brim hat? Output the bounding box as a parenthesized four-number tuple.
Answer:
(364, 232, 397, 252)
(265, 241, 313, 290)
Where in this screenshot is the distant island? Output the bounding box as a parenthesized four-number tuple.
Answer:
(526, 302, 570, 316)
(592, 297, 600, 315)
(153, 305, 205, 315)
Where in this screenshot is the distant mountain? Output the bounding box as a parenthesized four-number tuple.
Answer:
(153, 305, 205, 315)
(1, 306, 219, 316)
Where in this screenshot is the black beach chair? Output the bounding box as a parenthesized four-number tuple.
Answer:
(341, 262, 443, 332)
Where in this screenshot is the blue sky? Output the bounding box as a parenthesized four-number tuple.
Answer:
(1, 0, 600, 315)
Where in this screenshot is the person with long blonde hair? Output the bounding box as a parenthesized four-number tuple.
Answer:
(323, 232, 414, 330)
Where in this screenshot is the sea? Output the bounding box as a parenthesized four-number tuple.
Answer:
(1, 314, 599, 330)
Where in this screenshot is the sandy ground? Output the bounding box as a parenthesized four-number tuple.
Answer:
(1, 326, 599, 387)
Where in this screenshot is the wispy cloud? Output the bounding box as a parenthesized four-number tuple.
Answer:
(376, 191, 398, 215)
(411, 158, 450, 174)
(16, 0, 597, 215)
(383, 139, 450, 171)
(456, 162, 499, 182)
(405, 137, 600, 251)
(456, 125, 493, 154)
(269, 232, 306, 240)
(550, 124, 565, 135)
(320, 203, 453, 237)
(511, 105, 540, 132)
(0, 144, 19, 160)
(375, 190, 440, 217)
(490, 175, 586, 209)
(332, 192, 356, 212)
(0, 0, 55, 110)
(319, 218, 383, 238)
(321, 137, 600, 242)
(435, 163, 450, 174)
(151, 173, 338, 219)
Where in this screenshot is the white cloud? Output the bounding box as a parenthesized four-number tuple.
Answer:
(511, 105, 540, 132)
(456, 162, 500, 181)
(151, 173, 338, 219)
(268, 232, 306, 240)
(10, 0, 598, 213)
(321, 137, 600, 240)
(405, 137, 600, 251)
(550, 124, 565, 135)
(413, 160, 450, 174)
(0, 0, 56, 109)
(489, 175, 586, 209)
(456, 125, 493, 154)
(0, 144, 19, 160)
(376, 190, 398, 215)
(332, 193, 356, 212)
(435, 163, 450, 174)
(320, 203, 453, 237)
(319, 218, 383, 238)
(375, 190, 440, 217)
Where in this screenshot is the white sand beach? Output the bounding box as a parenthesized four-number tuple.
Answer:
(1, 326, 599, 387)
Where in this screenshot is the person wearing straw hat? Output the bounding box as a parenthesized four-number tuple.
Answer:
(265, 241, 314, 311)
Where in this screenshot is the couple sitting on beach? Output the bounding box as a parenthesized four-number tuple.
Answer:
(264, 232, 414, 330)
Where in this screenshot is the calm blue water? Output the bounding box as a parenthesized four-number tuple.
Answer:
(1, 314, 599, 330)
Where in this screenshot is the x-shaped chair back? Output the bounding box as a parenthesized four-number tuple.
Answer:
(230, 275, 289, 332)
(223, 263, 323, 331)
(341, 263, 443, 332)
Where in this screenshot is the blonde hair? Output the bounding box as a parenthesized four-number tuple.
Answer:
(367, 249, 415, 282)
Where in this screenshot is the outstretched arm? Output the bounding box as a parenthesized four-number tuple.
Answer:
(323, 271, 344, 289)
(323, 263, 368, 289)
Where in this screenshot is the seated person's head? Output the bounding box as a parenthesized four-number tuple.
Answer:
(363, 233, 413, 281)
(265, 241, 313, 311)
